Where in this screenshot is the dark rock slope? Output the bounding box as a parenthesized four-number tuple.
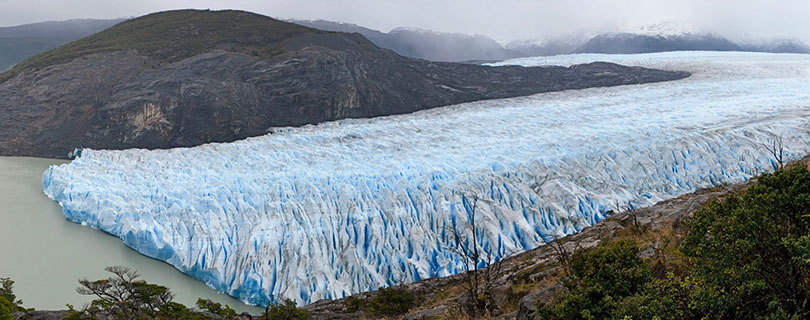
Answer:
(0, 10, 689, 159)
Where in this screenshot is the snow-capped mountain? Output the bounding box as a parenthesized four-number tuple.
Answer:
(576, 21, 738, 54)
(737, 37, 810, 54)
(511, 21, 809, 56)
(506, 33, 591, 57)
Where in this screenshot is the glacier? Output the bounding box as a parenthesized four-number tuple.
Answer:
(43, 52, 810, 306)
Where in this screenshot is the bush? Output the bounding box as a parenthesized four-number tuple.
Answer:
(344, 296, 362, 312)
(613, 272, 702, 320)
(196, 298, 237, 318)
(537, 165, 810, 320)
(0, 297, 14, 320)
(264, 299, 309, 320)
(367, 287, 417, 316)
(0, 278, 25, 320)
(537, 239, 650, 320)
(679, 165, 810, 319)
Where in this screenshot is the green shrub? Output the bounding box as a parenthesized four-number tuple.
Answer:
(537, 239, 650, 320)
(344, 296, 362, 312)
(537, 165, 810, 320)
(367, 287, 417, 316)
(0, 297, 14, 320)
(196, 298, 236, 318)
(680, 165, 810, 319)
(613, 272, 701, 320)
(264, 299, 309, 320)
(0, 277, 25, 319)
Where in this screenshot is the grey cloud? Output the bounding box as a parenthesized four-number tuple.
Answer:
(1, 0, 808, 44)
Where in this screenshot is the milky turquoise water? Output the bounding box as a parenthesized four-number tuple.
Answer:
(0, 157, 261, 313)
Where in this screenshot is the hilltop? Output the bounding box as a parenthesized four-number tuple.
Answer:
(0, 10, 324, 82)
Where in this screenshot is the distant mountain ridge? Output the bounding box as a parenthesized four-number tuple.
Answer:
(289, 19, 523, 62)
(2, 17, 807, 69)
(515, 21, 810, 57)
(574, 32, 743, 54)
(293, 19, 810, 61)
(0, 19, 123, 71)
(737, 37, 810, 54)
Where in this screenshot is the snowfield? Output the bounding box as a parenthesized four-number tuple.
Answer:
(43, 52, 810, 305)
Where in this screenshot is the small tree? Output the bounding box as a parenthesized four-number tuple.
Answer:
(76, 266, 182, 319)
(764, 135, 785, 170)
(450, 195, 484, 315)
(449, 194, 515, 316)
(548, 235, 573, 276)
(0, 278, 25, 320)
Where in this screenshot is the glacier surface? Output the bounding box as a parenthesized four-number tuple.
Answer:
(43, 52, 810, 305)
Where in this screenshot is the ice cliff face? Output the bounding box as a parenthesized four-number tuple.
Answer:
(43, 52, 810, 306)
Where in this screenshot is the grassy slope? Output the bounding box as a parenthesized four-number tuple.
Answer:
(0, 9, 327, 82)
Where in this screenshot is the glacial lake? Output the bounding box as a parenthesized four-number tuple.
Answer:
(0, 157, 261, 313)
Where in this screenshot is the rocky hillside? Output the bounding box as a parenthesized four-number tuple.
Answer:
(0, 9, 688, 159)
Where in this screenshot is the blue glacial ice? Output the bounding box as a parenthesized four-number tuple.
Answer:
(43, 52, 810, 305)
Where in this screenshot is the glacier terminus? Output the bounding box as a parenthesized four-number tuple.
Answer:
(43, 52, 810, 306)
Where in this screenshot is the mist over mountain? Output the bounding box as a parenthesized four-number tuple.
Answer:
(2, 17, 806, 70)
(505, 34, 590, 57)
(290, 19, 522, 62)
(290, 19, 810, 62)
(574, 33, 742, 54)
(0, 19, 123, 71)
(570, 22, 808, 54)
(737, 37, 810, 54)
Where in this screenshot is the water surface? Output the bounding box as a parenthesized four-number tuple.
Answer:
(0, 157, 261, 313)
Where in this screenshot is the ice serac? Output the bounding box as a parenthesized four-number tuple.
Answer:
(43, 52, 810, 306)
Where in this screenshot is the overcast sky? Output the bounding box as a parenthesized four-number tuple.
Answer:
(1, 0, 808, 43)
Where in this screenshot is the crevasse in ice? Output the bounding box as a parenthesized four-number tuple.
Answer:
(43, 52, 810, 305)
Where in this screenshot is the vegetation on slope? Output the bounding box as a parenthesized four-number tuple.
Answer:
(0, 278, 27, 320)
(0, 9, 326, 82)
(538, 164, 810, 320)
